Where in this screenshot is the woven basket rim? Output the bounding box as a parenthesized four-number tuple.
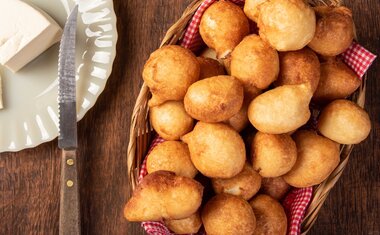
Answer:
(127, 0, 367, 234)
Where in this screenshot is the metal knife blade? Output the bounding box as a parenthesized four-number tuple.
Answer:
(58, 5, 79, 150)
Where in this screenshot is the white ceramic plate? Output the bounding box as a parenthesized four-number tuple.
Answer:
(0, 0, 117, 152)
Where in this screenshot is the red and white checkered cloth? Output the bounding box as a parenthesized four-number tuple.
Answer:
(341, 42, 377, 78)
(136, 0, 377, 234)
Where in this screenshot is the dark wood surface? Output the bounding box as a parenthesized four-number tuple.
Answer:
(0, 0, 379, 234)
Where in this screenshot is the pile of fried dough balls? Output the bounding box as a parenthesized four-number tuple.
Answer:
(124, 0, 371, 234)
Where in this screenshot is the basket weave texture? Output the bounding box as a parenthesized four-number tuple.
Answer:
(127, 0, 368, 234)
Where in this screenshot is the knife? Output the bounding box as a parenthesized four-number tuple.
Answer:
(58, 5, 80, 235)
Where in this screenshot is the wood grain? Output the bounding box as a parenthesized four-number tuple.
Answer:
(0, 0, 379, 234)
(59, 150, 80, 235)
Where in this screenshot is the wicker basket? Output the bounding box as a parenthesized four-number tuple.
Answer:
(127, 0, 367, 234)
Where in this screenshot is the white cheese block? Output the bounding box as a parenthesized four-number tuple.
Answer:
(0, 0, 63, 72)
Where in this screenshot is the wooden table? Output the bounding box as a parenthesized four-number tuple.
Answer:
(1, 0, 379, 234)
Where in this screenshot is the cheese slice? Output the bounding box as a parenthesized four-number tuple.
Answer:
(0, 0, 63, 72)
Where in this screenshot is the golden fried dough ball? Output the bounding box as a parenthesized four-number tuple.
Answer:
(200, 48, 232, 75)
(244, 0, 267, 22)
(197, 57, 225, 79)
(212, 163, 262, 200)
(249, 194, 287, 235)
(164, 212, 202, 234)
(124, 171, 203, 221)
(182, 122, 246, 178)
(200, 47, 223, 64)
(261, 177, 290, 200)
(313, 59, 361, 102)
(146, 141, 198, 178)
(150, 101, 194, 140)
(143, 45, 200, 107)
(283, 131, 340, 187)
(231, 34, 279, 90)
(251, 132, 297, 177)
(202, 194, 256, 235)
(199, 0, 250, 58)
(257, 0, 316, 51)
(317, 99, 371, 144)
(248, 84, 313, 134)
(184, 76, 244, 122)
(222, 56, 232, 75)
(308, 6, 354, 56)
(275, 48, 320, 93)
(224, 90, 261, 132)
(245, 85, 263, 101)
(224, 101, 249, 132)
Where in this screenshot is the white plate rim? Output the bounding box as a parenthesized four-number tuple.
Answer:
(0, 0, 118, 152)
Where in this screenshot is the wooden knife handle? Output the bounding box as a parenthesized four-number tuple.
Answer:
(59, 150, 81, 235)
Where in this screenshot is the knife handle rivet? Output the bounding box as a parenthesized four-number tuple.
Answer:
(66, 180, 74, 187)
(66, 159, 74, 166)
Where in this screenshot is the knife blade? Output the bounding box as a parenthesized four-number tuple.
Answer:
(58, 5, 78, 150)
(58, 5, 81, 235)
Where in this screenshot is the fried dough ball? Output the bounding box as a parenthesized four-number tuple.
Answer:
(194, 174, 214, 204)
(283, 131, 340, 187)
(223, 56, 232, 75)
(317, 99, 371, 144)
(199, 0, 250, 58)
(181, 122, 246, 178)
(231, 34, 279, 90)
(249, 195, 287, 235)
(308, 6, 354, 56)
(261, 177, 290, 200)
(244, 130, 258, 152)
(224, 101, 249, 132)
(164, 212, 202, 234)
(313, 59, 361, 102)
(200, 48, 232, 75)
(184, 76, 244, 122)
(245, 85, 263, 101)
(200, 47, 223, 64)
(248, 84, 313, 134)
(275, 48, 321, 93)
(251, 132, 297, 177)
(244, 0, 267, 22)
(124, 171, 203, 221)
(150, 101, 194, 140)
(146, 141, 198, 178)
(256, 0, 316, 51)
(202, 194, 256, 235)
(224, 90, 261, 132)
(212, 163, 262, 200)
(197, 57, 225, 79)
(143, 45, 200, 107)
